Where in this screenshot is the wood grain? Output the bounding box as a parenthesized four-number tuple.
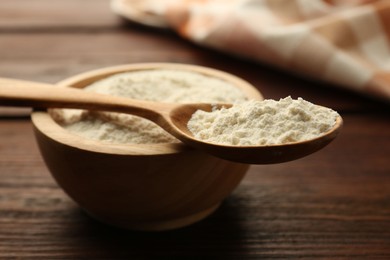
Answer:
(1, 0, 390, 258)
(0, 0, 119, 29)
(1, 114, 390, 258)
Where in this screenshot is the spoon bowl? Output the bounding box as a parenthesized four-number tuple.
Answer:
(168, 104, 343, 164)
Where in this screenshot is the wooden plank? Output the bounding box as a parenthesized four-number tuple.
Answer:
(0, 0, 119, 29)
(0, 114, 389, 258)
(0, 31, 199, 82)
(0, 32, 386, 113)
(0, 107, 31, 117)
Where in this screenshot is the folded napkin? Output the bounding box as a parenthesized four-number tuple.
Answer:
(111, 0, 390, 101)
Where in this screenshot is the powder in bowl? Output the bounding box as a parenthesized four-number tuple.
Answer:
(187, 96, 339, 146)
(51, 69, 248, 144)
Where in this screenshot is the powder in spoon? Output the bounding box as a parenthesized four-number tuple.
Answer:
(187, 96, 339, 146)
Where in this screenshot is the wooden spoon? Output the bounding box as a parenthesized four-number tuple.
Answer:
(0, 77, 342, 164)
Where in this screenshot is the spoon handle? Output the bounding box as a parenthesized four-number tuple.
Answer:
(0, 77, 172, 121)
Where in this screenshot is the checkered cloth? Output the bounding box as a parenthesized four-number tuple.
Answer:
(111, 0, 390, 101)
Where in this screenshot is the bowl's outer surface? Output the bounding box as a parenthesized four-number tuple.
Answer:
(31, 63, 263, 231)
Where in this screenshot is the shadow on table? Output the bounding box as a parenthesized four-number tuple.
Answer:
(70, 195, 252, 258)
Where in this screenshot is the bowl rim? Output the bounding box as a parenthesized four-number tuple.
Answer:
(31, 62, 263, 156)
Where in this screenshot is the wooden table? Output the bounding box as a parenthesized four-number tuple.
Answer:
(1, 1, 390, 258)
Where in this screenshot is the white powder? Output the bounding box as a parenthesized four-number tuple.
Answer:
(51, 69, 248, 144)
(187, 96, 339, 146)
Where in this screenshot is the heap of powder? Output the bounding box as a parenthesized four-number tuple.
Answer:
(51, 69, 248, 144)
(187, 96, 339, 146)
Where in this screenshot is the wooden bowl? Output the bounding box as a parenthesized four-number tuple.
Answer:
(31, 63, 263, 231)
